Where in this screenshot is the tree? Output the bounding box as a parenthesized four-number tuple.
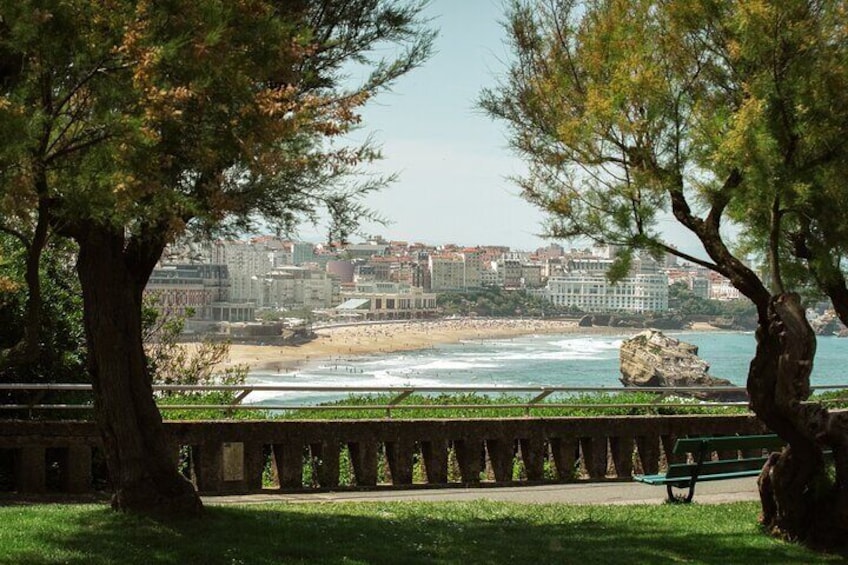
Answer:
(482, 0, 848, 545)
(0, 1, 433, 515)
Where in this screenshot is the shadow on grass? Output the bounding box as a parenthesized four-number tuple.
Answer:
(4, 501, 846, 564)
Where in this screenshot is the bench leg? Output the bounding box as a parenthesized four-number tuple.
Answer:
(666, 482, 696, 503)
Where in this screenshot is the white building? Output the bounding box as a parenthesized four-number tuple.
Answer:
(532, 255, 668, 313)
(338, 282, 437, 320)
(252, 266, 339, 311)
(211, 239, 320, 303)
(710, 277, 742, 301)
(212, 240, 275, 301)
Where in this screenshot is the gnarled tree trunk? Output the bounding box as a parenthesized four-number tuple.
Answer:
(76, 225, 201, 516)
(749, 293, 848, 545)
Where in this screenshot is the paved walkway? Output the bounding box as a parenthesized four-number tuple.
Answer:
(203, 477, 760, 506)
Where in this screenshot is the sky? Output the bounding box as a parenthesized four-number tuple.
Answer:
(344, 0, 551, 251)
(324, 0, 711, 256)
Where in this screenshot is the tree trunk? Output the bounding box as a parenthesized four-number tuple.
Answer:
(76, 225, 202, 516)
(749, 293, 848, 545)
(2, 200, 50, 369)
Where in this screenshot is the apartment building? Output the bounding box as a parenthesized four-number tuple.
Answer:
(252, 266, 339, 311)
(497, 256, 524, 288)
(459, 248, 485, 289)
(709, 275, 742, 301)
(211, 240, 275, 301)
(428, 253, 467, 291)
(532, 253, 669, 313)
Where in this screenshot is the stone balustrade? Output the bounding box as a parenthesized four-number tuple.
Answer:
(0, 415, 770, 495)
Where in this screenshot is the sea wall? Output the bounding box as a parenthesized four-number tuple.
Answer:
(0, 415, 770, 495)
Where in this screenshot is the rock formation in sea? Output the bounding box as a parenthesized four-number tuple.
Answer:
(619, 329, 746, 401)
(809, 311, 846, 336)
(577, 313, 687, 329)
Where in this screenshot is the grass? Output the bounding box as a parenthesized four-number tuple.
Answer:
(0, 501, 844, 564)
(63, 390, 848, 421)
(266, 391, 751, 420)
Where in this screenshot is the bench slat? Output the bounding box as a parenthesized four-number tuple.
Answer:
(665, 456, 769, 479)
(634, 468, 762, 486)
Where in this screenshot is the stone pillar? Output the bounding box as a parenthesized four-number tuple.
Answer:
(519, 438, 546, 481)
(581, 436, 608, 479)
(661, 435, 681, 467)
(609, 436, 634, 479)
(194, 442, 222, 493)
(486, 439, 514, 483)
(311, 442, 340, 488)
(636, 435, 661, 475)
(16, 446, 45, 493)
(274, 442, 303, 489)
(550, 437, 578, 481)
(385, 440, 414, 486)
(454, 439, 482, 484)
(63, 445, 92, 494)
(421, 439, 448, 484)
(348, 441, 378, 486)
(243, 441, 265, 492)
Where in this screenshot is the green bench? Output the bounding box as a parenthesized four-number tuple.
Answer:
(633, 434, 786, 503)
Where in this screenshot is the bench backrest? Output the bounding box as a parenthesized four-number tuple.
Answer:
(673, 434, 785, 456)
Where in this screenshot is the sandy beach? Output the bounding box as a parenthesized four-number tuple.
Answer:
(216, 318, 642, 372)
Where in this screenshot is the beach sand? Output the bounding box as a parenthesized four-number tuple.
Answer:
(216, 318, 637, 372)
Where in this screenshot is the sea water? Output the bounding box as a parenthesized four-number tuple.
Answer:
(246, 331, 848, 405)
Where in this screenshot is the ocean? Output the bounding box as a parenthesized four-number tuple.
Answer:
(246, 331, 848, 405)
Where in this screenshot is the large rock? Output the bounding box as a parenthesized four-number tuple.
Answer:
(619, 329, 745, 401)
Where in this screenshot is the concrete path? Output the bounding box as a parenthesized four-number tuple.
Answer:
(203, 477, 760, 507)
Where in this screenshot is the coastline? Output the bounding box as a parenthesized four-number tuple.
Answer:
(217, 318, 652, 373)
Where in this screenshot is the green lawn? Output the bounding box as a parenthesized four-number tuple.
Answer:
(0, 501, 843, 564)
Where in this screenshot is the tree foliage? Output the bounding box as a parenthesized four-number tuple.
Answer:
(0, 0, 434, 515)
(0, 234, 85, 382)
(142, 299, 245, 392)
(483, 0, 848, 545)
(667, 281, 757, 321)
(0, 1, 434, 242)
(437, 288, 570, 317)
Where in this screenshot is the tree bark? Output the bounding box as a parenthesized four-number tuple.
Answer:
(76, 224, 201, 516)
(750, 293, 848, 545)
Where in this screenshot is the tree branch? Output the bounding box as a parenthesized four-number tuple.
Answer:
(655, 242, 720, 272)
(669, 169, 771, 310)
(0, 223, 30, 247)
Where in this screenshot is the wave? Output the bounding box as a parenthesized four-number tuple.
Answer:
(406, 359, 501, 372)
(243, 369, 470, 404)
(548, 337, 624, 350)
(244, 331, 847, 404)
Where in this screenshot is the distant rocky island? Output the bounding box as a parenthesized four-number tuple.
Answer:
(619, 329, 746, 401)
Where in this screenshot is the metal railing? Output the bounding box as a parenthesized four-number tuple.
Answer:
(2, 383, 847, 417)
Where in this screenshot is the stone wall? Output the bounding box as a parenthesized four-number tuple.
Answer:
(0, 415, 770, 495)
